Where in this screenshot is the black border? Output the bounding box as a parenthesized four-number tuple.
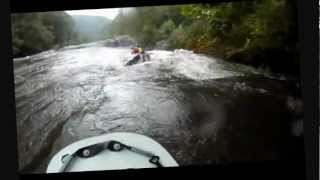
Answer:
(296, 1, 319, 180)
(19, 161, 306, 179)
(1, 0, 318, 179)
(10, 0, 227, 13)
(1, 0, 19, 180)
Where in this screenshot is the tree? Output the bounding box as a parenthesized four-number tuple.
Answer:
(159, 20, 176, 39)
(11, 11, 81, 57)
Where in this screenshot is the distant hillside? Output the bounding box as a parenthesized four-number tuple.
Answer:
(71, 15, 112, 42)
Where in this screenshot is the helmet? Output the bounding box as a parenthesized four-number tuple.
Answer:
(131, 47, 139, 54)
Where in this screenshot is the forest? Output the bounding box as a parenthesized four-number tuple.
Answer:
(11, 12, 111, 57)
(11, 0, 300, 76)
(11, 12, 79, 57)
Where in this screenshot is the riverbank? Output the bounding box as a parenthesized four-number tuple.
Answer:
(107, 1, 299, 79)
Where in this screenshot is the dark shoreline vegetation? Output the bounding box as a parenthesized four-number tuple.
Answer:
(11, 0, 300, 77)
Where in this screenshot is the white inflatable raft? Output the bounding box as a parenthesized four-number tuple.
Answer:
(47, 132, 179, 173)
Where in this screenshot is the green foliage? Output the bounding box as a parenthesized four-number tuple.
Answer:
(182, 1, 298, 75)
(11, 11, 84, 57)
(41, 12, 75, 46)
(159, 20, 176, 40)
(167, 25, 187, 49)
(105, 5, 187, 47)
(11, 13, 55, 56)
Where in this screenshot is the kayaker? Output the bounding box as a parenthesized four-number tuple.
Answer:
(126, 47, 150, 66)
(131, 47, 145, 61)
(131, 47, 143, 54)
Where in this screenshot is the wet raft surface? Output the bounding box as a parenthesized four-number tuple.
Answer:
(14, 45, 304, 173)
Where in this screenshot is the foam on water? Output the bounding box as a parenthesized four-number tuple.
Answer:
(148, 49, 241, 80)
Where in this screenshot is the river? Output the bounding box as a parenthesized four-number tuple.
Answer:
(13, 43, 304, 173)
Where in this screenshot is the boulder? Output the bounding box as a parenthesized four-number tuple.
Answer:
(103, 39, 117, 47)
(103, 36, 137, 47)
(114, 35, 137, 47)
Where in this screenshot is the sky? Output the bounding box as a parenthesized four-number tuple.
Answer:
(66, 8, 120, 20)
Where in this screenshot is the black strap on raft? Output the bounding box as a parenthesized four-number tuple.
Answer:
(107, 141, 163, 168)
(59, 140, 163, 172)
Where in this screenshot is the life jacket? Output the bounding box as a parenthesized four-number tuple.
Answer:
(132, 47, 144, 54)
(138, 48, 144, 53)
